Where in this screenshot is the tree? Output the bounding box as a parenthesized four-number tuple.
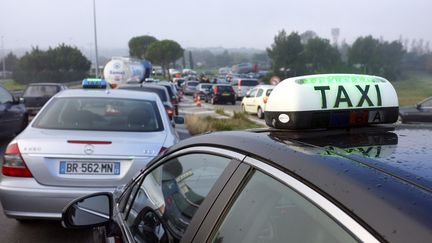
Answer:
(3, 52, 19, 72)
(128, 35, 158, 59)
(189, 51, 194, 69)
(300, 30, 318, 44)
(145, 40, 184, 78)
(14, 44, 90, 83)
(348, 36, 381, 74)
(304, 37, 341, 72)
(267, 30, 304, 77)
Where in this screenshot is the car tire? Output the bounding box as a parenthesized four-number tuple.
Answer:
(231, 100, 236, 105)
(257, 107, 264, 119)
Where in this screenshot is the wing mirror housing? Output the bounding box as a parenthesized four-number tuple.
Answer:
(62, 192, 113, 229)
(173, 116, 185, 125)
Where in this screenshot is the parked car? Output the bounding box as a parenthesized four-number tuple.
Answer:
(119, 83, 175, 120)
(193, 83, 213, 101)
(157, 81, 180, 115)
(399, 96, 432, 123)
(61, 74, 431, 243)
(0, 85, 28, 137)
(208, 84, 236, 105)
(183, 81, 199, 95)
(230, 78, 259, 100)
(241, 84, 275, 119)
(0, 79, 183, 222)
(22, 83, 67, 115)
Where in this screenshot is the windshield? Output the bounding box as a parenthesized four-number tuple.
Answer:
(33, 97, 164, 132)
(24, 85, 59, 97)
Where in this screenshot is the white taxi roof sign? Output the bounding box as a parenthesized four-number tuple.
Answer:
(265, 74, 399, 129)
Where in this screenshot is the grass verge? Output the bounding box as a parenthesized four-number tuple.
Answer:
(0, 79, 27, 90)
(186, 111, 263, 135)
(393, 71, 432, 106)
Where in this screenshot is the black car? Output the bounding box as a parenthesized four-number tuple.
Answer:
(208, 84, 236, 105)
(22, 83, 67, 115)
(61, 74, 432, 243)
(0, 85, 28, 137)
(399, 96, 432, 123)
(157, 81, 180, 115)
(119, 84, 176, 120)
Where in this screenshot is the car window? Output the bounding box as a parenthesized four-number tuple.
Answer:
(32, 97, 163, 132)
(216, 86, 233, 93)
(24, 85, 59, 97)
(0, 86, 13, 104)
(266, 89, 273, 97)
(211, 170, 358, 243)
(248, 89, 257, 97)
(240, 80, 258, 86)
(421, 98, 432, 108)
(125, 153, 231, 243)
(121, 87, 168, 102)
(256, 89, 263, 97)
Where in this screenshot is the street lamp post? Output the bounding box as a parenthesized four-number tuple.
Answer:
(92, 0, 99, 78)
(1, 36, 5, 79)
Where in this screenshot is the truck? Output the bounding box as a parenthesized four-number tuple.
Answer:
(103, 57, 152, 86)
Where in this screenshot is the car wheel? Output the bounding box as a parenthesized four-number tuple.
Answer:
(257, 107, 264, 119)
(231, 100, 236, 105)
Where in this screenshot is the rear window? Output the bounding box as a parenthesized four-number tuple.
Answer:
(24, 85, 59, 97)
(216, 85, 233, 93)
(33, 97, 163, 132)
(201, 84, 213, 89)
(240, 80, 258, 86)
(120, 87, 168, 102)
(159, 85, 175, 99)
(187, 82, 199, 87)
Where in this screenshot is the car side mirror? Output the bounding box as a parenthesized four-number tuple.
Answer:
(62, 192, 113, 229)
(173, 116, 185, 125)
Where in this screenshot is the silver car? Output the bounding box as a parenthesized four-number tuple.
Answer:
(0, 88, 180, 221)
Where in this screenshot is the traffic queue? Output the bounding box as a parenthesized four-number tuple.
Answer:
(1, 74, 432, 243)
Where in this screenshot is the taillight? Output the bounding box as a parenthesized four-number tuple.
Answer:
(165, 107, 174, 119)
(159, 146, 167, 154)
(171, 98, 178, 105)
(214, 86, 218, 93)
(238, 80, 242, 89)
(2, 143, 32, 177)
(263, 96, 268, 104)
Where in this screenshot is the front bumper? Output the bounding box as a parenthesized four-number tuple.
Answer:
(0, 176, 114, 220)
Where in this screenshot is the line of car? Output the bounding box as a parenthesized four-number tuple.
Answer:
(0, 79, 184, 222)
(59, 74, 432, 243)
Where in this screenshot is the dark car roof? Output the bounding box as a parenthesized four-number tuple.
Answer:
(159, 126, 432, 242)
(26, 83, 64, 86)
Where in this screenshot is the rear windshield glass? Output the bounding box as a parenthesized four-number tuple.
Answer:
(201, 84, 213, 89)
(159, 85, 175, 99)
(121, 87, 168, 102)
(266, 89, 273, 96)
(187, 82, 199, 87)
(24, 85, 59, 97)
(33, 97, 163, 132)
(216, 85, 234, 92)
(240, 80, 258, 86)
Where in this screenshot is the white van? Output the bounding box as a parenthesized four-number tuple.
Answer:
(231, 78, 259, 100)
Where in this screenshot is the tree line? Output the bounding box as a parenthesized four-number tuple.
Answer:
(267, 30, 432, 81)
(10, 44, 91, 84)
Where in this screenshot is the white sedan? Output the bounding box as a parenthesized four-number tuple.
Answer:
(0, 87, 181, 221)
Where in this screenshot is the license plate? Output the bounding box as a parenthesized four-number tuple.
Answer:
(59, 161, 120, 175)
(223, 93, 230, 96)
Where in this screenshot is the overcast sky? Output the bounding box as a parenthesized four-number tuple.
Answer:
(1, 0, 431, 52)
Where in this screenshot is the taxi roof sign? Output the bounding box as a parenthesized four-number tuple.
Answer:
(82, 78, 108, 89)
(265, 74, 399, 129)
